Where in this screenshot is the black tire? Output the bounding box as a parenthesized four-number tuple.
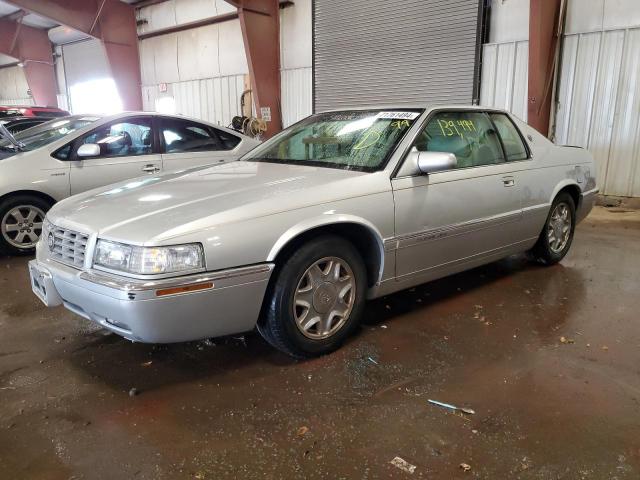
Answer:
(0, 195, 52, 256)
(529, 192, 576, 265)
(258, 235, 367, 358)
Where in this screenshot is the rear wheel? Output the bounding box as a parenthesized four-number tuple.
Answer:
(258, 235, 367, 358)
(0, 195, 51, 255)
(529, 192, 576, 265)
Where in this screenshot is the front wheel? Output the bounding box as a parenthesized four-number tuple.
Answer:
(258, 235, 367, 358)
(0, 195, 50, 256)
(529, 193, 576, 265)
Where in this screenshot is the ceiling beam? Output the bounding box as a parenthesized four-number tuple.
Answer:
(0, 17, 57, 106)
(5, 0, 142, 110)
(224, 0, 282, 138)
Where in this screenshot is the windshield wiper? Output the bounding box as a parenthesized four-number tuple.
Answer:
(0, 124, 25, 151)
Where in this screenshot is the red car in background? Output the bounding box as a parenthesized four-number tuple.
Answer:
(0, 105, 69, 118)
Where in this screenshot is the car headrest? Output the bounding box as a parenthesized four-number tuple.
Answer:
(120, 131, 132, 146)
(142, 130, 152, 146)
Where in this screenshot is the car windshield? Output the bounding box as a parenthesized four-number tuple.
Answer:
(0, 116, 99, 151)
(243, 109, 423, 171)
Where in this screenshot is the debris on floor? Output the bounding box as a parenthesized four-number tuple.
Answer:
(367, 356, 379, 365)
(428, 399, 475, 415)
(297, 426, 309, 436)
(197, 339, 216, 350)
(128, 388, 139, 397)
(390, 456, 416, 474)
(560, 336, 575, 344)
(459, 462, 472, 472)
(233, 336, 247, 347)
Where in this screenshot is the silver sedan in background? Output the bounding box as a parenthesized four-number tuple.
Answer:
(29, 105, 597, 357)
(0, 113, 259, 254)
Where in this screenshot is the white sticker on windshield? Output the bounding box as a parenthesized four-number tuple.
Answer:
(376, 111, 420, 120)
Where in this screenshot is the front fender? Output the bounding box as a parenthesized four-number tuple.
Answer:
(266, 214, 386, 283)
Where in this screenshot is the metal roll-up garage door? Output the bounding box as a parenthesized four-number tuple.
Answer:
(313, 0, 482, 112)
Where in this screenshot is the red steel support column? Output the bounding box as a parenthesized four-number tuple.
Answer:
(225, 0, 282, 138)
(0, 18, 57, 106)
(93, 0, 143, 112)
(528, 0, 562, 136)
(6, 0, 142, 110)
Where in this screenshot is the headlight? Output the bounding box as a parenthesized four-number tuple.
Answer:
(94, 240, 204, 275)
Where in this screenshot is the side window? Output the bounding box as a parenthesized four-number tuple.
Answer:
(489, 113, 529, 161)
(160, 119, 223, 153)
(53, 144, 72, 160)
(413, 111, 505, 169)
(77, 118, 153, 159)
(215, 128, 241, 150)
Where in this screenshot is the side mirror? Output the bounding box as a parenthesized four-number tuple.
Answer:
(416, 151, 457, 174)
(77, 143, 101, 158)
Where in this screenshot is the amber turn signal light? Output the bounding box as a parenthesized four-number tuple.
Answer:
(155, 282, 214, 297)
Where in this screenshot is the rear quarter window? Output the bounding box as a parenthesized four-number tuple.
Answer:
(490, 113, 529, 161)
(215, 129, 241, 150)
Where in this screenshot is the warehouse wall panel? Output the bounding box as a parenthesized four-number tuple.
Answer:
(281, 67, 312, 128)
(280, 0, 312, 126)
(488, 0, 530, 43)
(565, 0, 640, 34)
(483, 0, 640, 197)
(137, 14, 247, 86)
(142, 74, 245, 127)
(556, 28, 640, 197)
(137, 0, 314, 128)
(136, 0, 234, 35)
(281, 0, 312, 70)
(0, 66, 33, 105)
(479, 41, 529, 122)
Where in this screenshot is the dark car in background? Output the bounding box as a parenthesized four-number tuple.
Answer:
(0, 116, 53, 135)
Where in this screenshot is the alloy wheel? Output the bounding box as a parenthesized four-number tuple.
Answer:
(1, 205, 45, 249)
(293, 256, 356, 340)
(547, 202, 572, 254)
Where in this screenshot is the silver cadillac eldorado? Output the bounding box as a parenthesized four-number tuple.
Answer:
(29, 106, 597, 357)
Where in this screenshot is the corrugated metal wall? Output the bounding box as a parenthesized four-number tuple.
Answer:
(313, 0, 481, 111)
(137, 15, 249, 126)
(0, 66, 34, 106)
(280, 0, 312, 126)
(480, 0, 640, 197)
(142, 75, 246, 127)
(480, 41, 529, 122)
(281, 67, 312, 127)
(136, 0, 313, 128)
(555, 28, 640, 197)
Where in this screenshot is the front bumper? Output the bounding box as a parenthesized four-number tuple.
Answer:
(29, 257, 274, 343)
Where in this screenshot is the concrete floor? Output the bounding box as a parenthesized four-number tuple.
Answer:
(1, 206, 639, 479)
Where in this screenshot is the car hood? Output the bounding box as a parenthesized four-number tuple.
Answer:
(48, 161, 377, 243)
(0, 148, 19, 160)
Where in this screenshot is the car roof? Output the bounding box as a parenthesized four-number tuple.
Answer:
(316, 104, 509, 114)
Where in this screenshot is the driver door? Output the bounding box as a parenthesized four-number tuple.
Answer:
(69, 116, 162, 195)
(392, 110, 523, 282)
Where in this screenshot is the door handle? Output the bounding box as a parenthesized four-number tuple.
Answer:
(502, 177, 515, 187)
(142, 164, 160, 173)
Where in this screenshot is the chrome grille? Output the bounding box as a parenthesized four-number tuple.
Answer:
(49, 225, 89, 268)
